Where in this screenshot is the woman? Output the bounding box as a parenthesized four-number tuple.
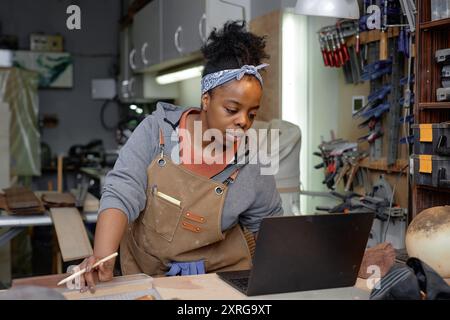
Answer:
(79, 21, 283, 292)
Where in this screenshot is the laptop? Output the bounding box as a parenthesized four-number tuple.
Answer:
(217, 212, 374, 296)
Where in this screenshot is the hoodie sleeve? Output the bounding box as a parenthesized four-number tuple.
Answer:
(98, 116, 159, 223)
(238, 167, 284, 233)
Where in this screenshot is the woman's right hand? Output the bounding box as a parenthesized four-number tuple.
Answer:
(76, 255, 115, 293)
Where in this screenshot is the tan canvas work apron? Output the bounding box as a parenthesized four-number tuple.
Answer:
(120, 129, 255, 276)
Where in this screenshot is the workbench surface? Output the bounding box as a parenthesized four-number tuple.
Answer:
(153, 273, 373, 300)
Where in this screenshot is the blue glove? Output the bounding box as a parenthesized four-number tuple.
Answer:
(166, 260, 205, 276)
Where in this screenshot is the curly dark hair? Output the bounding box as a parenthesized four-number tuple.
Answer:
(201, 20, 269, 77)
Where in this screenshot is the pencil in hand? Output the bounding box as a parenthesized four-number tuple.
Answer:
(57, 252, 118, 286)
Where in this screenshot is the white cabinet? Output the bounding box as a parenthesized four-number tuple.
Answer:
(126, 0, 251, 75)
(161, 0, 206, 62)
(131, 0, 162, 72)
(119, 24, 177, 102)
(161, 0, 250, 63)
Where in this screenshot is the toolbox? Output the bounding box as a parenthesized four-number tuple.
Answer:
(413, 123, 450, 156)
(436, 48, 450, 64)
(437, 87, 450, 102)
(414, 155, 450, 188)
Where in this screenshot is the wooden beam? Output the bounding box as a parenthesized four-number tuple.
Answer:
(346, 28, 400, 47)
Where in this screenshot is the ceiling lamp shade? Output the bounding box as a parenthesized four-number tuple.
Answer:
(295, 0, 360, 19)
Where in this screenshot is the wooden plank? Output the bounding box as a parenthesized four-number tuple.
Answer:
(62, 274, 156, 300)
(82, 192, 100, 212)
(419, 102, 450, 110)
(11, 273, 157, 300)
(57, 155, 63, 193)
(420, 18, 450, 30)
(153, 273, 245, 300)
(346, 28, 400, 47)
(0, 102, 10, 190)
(3, 187, 45, 215)
(359, 158, 409, 174)
(50, 207, 93, 262)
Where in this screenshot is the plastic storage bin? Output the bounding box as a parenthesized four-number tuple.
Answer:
(414, 155, 450, 188)
(413, 123, 450, 156)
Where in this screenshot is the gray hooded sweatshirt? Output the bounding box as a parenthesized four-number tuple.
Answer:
(99, 102, 283, 233)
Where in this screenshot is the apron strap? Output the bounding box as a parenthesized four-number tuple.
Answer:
(158, 128, 165, 158)
(217, 135, 250, 185)
(156, 123, 247, 185)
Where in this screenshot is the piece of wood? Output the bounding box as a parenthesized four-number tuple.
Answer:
(3, 187, 45, 215)
(359, 158, 409, 174)
(418, 102, 450, 110)
(379, 30, 388, 60)
(41, 192, 76, 207)
(153, 273, 245, 300)
(82, 192, 100, 212)
(420, 17, 450, 30)
(57, 155, 63, 193)
(50, 207, 93, 262)
(60, 274, 155, 300)
(0, 102, 10, 190)
(69, 189, 100, 212)
(346, 28, 400, 47)
(358, 243, 396, 279)
(12, 273, 157, 300)
(12, 273, 67, 289)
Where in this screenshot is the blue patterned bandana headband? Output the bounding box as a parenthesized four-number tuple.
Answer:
(201, 63, 269, 95)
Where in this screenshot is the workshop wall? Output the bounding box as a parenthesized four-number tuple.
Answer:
(302, 16, 342, 213)
(0, 0, 121, 156)
(337, 72, 370, 141)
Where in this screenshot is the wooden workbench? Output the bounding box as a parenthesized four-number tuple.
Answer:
(152, 273, 373, 300)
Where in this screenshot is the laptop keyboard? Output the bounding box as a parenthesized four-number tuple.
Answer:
(228, 277, 249, 292)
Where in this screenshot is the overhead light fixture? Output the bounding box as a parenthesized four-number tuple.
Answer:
(129, 104, 137, 110)
(295, 0, 360, 19)
(156, 65, 204, 85)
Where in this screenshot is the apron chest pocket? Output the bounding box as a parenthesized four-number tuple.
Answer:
(143, 187, 182, 242)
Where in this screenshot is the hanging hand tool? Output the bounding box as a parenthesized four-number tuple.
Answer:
(400, 135, 414, 145)
(318, 34, 330, 66)
(345, 157, 363, 192)
(402, 30, 414, 108)
(398, 27, 410, 58)
(360, 102, 391, 119)
(336, 25, 350, 62)
(323, 33, 335, 67)
(355, 25, 361, 54)
(333, 31, 346, 66)
(328, 32, 340, 67)
(399, 0, 416, 33)
(399, 114, 414, 124)
(334, 161, 351, 189)
(358, 129, 384, 144)
(358, 117, 381, 130)
(361, 59, 392, 81)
